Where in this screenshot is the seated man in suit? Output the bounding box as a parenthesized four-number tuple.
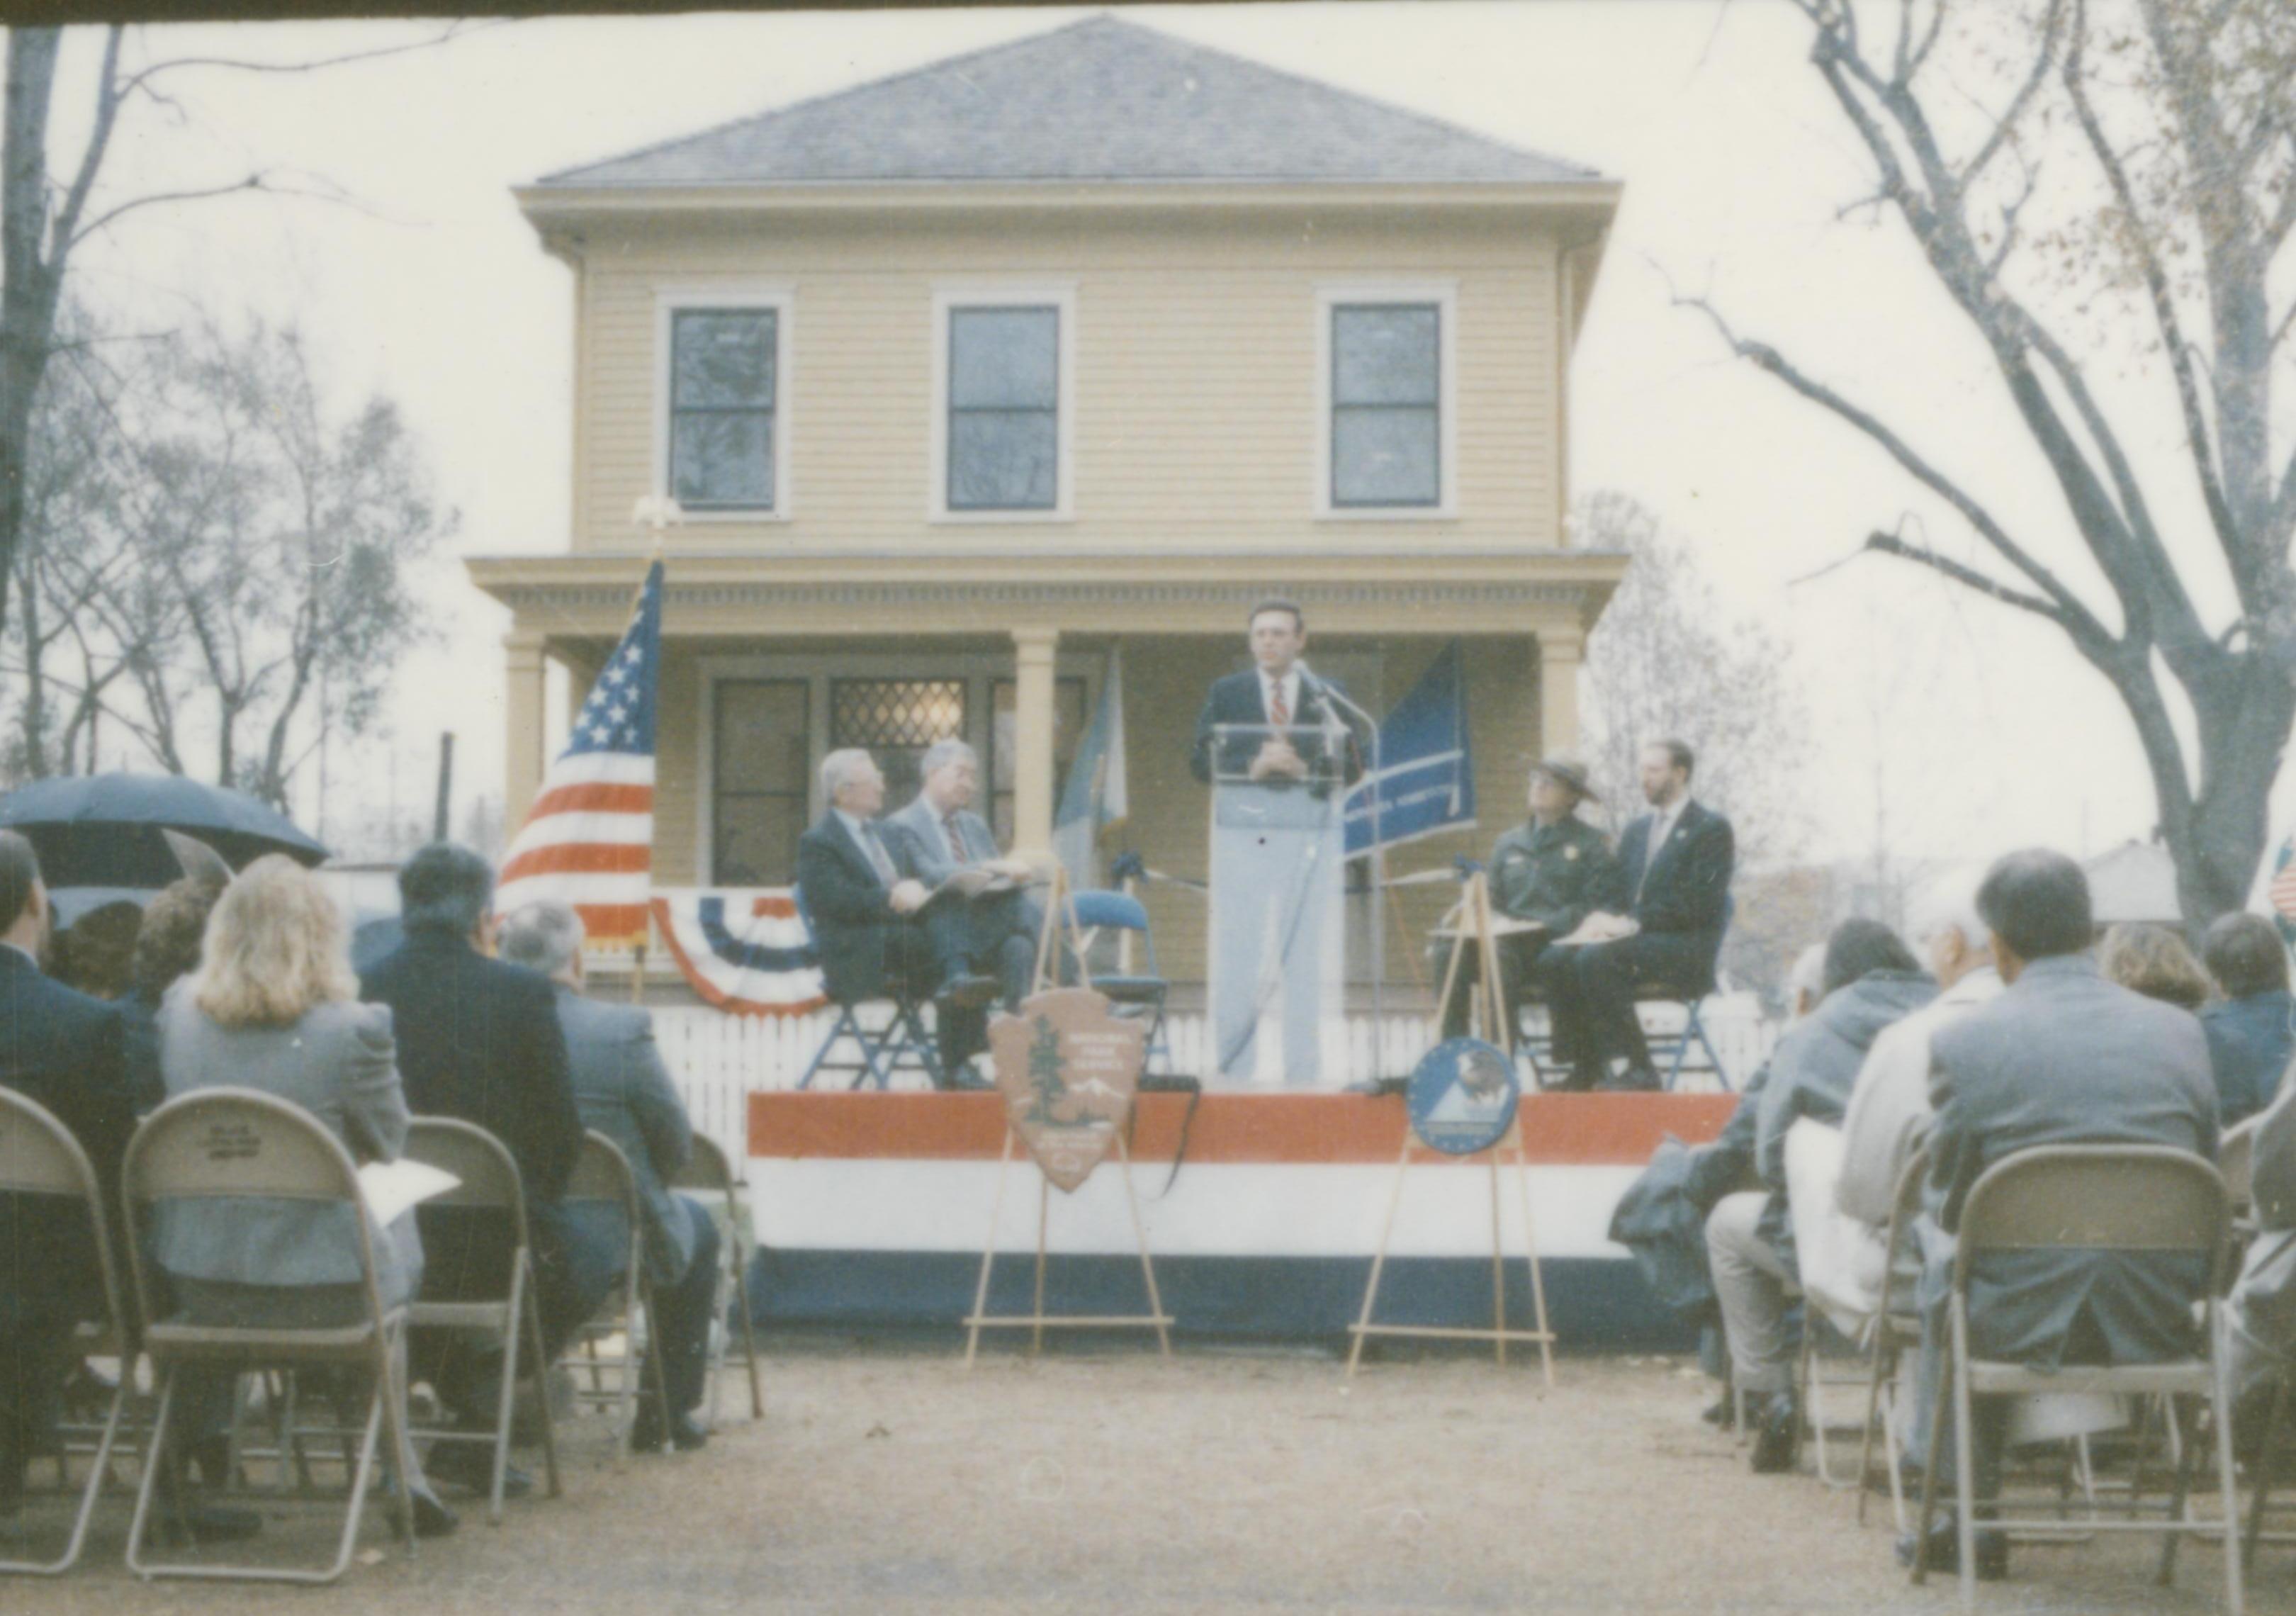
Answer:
(360, 842, 598, 1498)
(797, 748, 997, 1086)
(1429, 757, 1616, 1049)
(499, 900, 721, 1454)
(1903, 848, 2218, 1578)
(2198, 911, 2295, 1127)
(1536, 739, 1735, 1092)
(0, 831, 138, 1521)
(883, 739, 1045, 1017)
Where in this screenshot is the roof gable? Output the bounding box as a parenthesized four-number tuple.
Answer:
(539, 16, 1600, 190)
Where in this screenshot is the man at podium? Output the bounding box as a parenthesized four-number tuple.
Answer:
(1190, 600, 1365, 1087)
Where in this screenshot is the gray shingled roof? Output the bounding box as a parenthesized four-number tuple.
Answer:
(539, 16, 1601, 189)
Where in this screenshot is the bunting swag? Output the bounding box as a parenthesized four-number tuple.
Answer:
(650, 889, 828, 1016)
(1343, 640, 1475, 858)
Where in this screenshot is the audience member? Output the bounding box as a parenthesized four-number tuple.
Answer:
(796, 748, 997, 1085)
(1905, 850, 2217, 1578)
(50, 898, 143, 1000)
(1428, 758, 1616, 1048)
(1536, 739, 1735, 1092)
(120, 876, 225, 1113)
(153, 855, 453, 1538)
(2198, 911, 2295, 1126)
(0, 832, 135, 1523)
(1706, 919, 1935, 1473)
(499, 900, 722, 1454)
(2096, 921, 2210, 1011)
(360, 842, 594, 1500)
(2227, 1068, 2296, 1427)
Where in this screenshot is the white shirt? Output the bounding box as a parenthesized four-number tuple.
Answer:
(1636, 796, 1690, 900)
(1260, 667, 1303, 731)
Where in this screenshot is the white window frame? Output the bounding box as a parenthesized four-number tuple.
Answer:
(1315, 281, 1458, 521)
(653, 285, 794, 524)
(930, 284, 1076, 524)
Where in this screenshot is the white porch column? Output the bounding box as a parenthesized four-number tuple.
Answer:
(1011, 627, 1061, 860)
(504, 630, 549, 826)
(1537, 627, 1584, 758)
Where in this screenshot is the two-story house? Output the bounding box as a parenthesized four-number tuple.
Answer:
(469, 16, 1625, 989)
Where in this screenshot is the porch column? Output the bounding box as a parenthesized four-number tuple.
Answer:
(1537, 627, 1584, 757)
(1011, 627, 1061, 860)
(504, 630, 549, 826)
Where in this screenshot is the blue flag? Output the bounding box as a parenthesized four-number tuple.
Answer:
(1344, 641, 1475, 858)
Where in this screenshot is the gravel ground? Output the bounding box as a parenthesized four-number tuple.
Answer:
(7, 1345, 2293, 1614)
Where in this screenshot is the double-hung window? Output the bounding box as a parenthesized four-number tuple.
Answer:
(661, 296, 787, 515)
(933, 289, 1074, 519)
(1319, 286, 1456, 516)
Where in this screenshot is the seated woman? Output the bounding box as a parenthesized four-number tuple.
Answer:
(152, 854, 455, 1537)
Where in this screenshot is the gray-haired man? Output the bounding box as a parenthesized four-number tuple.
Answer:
(498, 900, 723, 1454)
(882, 738, 1045, 1016)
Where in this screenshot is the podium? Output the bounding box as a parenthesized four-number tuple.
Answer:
(1208, 723, 1349, 1087)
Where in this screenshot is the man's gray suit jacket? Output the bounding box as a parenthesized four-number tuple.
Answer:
(884, 795, 1000, 891)
(556, 986, 697, 1286)
(1923, 953, 2219, 1367)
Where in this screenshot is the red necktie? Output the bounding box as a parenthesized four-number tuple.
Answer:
(1268, 680, 1290, 729)
(944, 814, 965, 863)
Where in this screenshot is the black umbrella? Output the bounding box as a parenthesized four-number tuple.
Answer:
(0, 773, 330, 891)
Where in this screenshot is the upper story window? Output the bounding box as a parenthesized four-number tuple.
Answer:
(933, 287, 1075, 522)
(1317, 285, 1457, 518)
(658, 292, 789, 518)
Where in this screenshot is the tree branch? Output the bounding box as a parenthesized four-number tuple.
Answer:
(1861, 529, 2088, 632)
(66, 175, 264, 250)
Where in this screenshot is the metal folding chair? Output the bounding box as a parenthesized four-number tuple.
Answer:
(1857, 1145, 1930, 1532)
(401, 1118, 562, 1522)
(1910, 1145, 2241, 1613)
(668, 1134, 762, 1424)
(1064, 888, 1171, 1074)
(120, 1089, 417, 1584)
(0, 1087, 133, 1576)
(794, 994, 944, 1090)
(557, 1131, 671, 1461)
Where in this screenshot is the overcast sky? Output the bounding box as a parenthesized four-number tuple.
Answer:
(40, 0, 2267, 877)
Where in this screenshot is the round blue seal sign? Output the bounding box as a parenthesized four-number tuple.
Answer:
(1407, 1038, 1521, 1156)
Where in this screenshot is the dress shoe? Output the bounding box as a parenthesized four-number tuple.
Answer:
(1896, 1520, 2008, 1580)
(152, 1501, 264, 1547)
(422, 1440, 533, 1500)
(1597, 1063, 1663, 1094)
(1748, 1392, 1801, 1474)
(631, 1408, 709, 1454)
(1700, 1393, 1738, 1431)
(937, 972, 1001, 1009)
(944, 1063, 995, 1092)
(410, 1488, 459, 1539)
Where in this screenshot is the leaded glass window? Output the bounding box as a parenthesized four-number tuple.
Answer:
(830, 678, 967, 806)
(1331, 303, 1440, 508)
(670, 309, 777, 511)
(947, 306, 1057, 512)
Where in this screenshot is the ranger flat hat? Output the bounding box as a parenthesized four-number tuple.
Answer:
(1530, 756, 1599, 802)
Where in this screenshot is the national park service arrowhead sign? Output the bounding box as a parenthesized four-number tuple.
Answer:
(988, 987, 1144, 1192)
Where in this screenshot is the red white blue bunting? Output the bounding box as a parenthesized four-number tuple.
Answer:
(650, 888, 827, 1017)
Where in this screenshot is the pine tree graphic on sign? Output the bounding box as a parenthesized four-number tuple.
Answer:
(1023, 1016, 1067, 1124)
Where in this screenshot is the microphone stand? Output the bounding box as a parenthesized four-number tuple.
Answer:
(1300, 668, 1385, 1078)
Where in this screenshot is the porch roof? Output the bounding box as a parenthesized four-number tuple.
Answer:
(466, 546, 1628, 641)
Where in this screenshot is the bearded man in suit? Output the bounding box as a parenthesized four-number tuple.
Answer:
(1536, 739, 1735, 1092)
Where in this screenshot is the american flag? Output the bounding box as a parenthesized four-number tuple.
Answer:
(495, 561, 662, 944)
(2270, 831, 2296, 948)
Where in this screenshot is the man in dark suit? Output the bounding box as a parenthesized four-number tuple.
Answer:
(1904, 848, 2218, 1576)
(796, 748, 996, 1084)
(359, 842, 597, 1496)
(499, 899, 720, 1454)
(1537, 739, 1735, 1091)
(883, 738, 1046, 1016)
(1188, 600, 1364, 793)
(0, 831, 137, 1518)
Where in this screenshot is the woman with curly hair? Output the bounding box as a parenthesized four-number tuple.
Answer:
(2098, 921, 2212, 1014)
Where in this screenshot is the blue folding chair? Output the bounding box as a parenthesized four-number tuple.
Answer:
(1063, 888, 1172, 1077)
(790, 885, 945, 1091)
(1510, 894, 1735, 1092)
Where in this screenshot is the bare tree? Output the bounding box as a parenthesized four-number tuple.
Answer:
(1679, 0, 2296, 923)
(0, 23, 483, 647)
(1580, 490, 1814, 869)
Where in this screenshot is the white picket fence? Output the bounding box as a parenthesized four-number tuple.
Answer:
(654, 996, 1780, 1165)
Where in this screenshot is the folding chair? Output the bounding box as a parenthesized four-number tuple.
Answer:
(1510, 894, 1735, 1092)
(120, 1089, 417, 1584)
(0, 1088, 133, 1576)
(2223, 1115, 2261, 1235)
(1857, 1146, 1929, 1532)
(668, 1133, 762, 1424)
(401, 1118, 562, 1522)
(1910, 1145, 2241, 1613)
(791, 885, 945, 1091)
(558, 1131, 671, 1460)
(1064, 889, 1172, 1075)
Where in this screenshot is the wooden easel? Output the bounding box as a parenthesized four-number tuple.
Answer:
(1346, 870, 1555, 1385)
(1030, 861, 1086, 994)
(960, 1126, 1174, 1366)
